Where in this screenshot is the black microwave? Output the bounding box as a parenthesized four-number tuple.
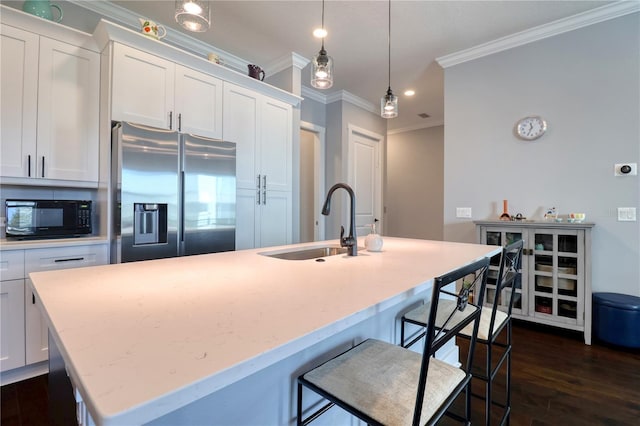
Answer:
(5, 200, 92, 239)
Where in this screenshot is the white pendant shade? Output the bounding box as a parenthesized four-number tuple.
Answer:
(175, 0, 210, 32)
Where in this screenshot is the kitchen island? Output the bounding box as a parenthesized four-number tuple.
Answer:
(29, 237, 500, 425)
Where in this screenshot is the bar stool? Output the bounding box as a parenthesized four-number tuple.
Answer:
(297, 257, 490, 426)
(401, 239, 523, 425)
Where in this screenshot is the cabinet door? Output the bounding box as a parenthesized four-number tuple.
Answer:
(174, 65, 222, 139)
(236, 188, 258, 250)
(260, 98, 292, 192)
(0, 279, 26, 372)
(259, 190, 292, 248)
(529, 228, 583, 326)
(223, 83, 258, 190)
(25, 278, 47, 364)
(24, 244, 109, 365)
(37, 37, 100, 182)
(111, 43, 175, 129)
(0, 25, 38, 178)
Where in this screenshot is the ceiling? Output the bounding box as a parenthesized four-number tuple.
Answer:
(106, 1, 612, 131)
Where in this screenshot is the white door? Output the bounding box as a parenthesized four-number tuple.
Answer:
(0, 25, 38, 178)
(37, 37, 100, 182)
(299, 123, 326, 242)
(348, 125, 383, 238)
(111, 43, 175, 129)
(174, 65, 222, 139)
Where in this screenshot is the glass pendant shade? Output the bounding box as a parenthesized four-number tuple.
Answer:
(311, 47, 334, 89)
(381, 88, 398, 118)
(175, 0, 210, 32)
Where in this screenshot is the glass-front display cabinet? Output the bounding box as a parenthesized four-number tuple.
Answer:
(476, 221, 594, 344)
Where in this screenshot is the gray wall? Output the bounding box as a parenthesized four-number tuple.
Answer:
(301, 97, 326, 125)
(443, 14, 640, 296)
(386, 126, 444, 240)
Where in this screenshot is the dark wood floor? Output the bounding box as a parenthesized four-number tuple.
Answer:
(2, 321, 639, 425)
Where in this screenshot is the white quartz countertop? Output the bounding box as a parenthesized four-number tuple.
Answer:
(30, 237, 500, 425)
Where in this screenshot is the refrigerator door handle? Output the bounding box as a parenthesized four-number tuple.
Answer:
(180, 170, 185, 242)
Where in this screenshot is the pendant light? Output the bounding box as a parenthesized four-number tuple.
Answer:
(311, 0, 334, 89)
(381, 0, 398, 118)
(175, 0, 210, 32)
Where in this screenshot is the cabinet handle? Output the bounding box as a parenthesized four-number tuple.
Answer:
(169, 111, 173, 130)
(263, 190, 267, 205)
(178, 113, 182, 132)
(262, 175, 267, 190)
(28, 155, 32, 177)
(32, 292, 36, 304)
(256, 174, 261, 189)
(54, 257, 84, 263)
(256, 190, 261, 205)
(42, 156, 45, 178)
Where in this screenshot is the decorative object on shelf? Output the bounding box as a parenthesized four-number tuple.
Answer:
(207, 53, 223, 65)
(248, 64, 265, 81)
(543, 206, 557, 221)
(568, 212, 586, 223)
(380, 0, 398, 118)
(22, 0, 62, 22)
(139, 18, 166, 40)
(515, 115, 547, 140)
(310, 0, 334, 89)
(499, 199, 511, 221)
(364, 219, 383, 252)
(175, 0, 210, 32)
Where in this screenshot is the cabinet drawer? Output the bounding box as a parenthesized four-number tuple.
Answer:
(0, 250, 25, 280)
(25, 244, 108, 274)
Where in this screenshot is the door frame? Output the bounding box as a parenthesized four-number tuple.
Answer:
(347, 123, 384, 234)
(300, 121, 326, 241)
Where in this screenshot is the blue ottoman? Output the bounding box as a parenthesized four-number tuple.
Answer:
(593, 292, 640, 348)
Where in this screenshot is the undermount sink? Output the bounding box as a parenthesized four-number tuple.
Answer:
(260, 245, 350, 260)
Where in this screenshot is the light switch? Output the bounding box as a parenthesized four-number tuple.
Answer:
(618, 207, 637, 221)
(456, 207, 472, 218)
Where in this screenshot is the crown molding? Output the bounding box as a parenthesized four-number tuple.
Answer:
(387, 120, 445, 135)
(437, 1, 640, 68)
(268, 52, 310, 76)
(301, 86, 327, 103)
(326, 90, 376, 114)
(67, 0, 248, 72)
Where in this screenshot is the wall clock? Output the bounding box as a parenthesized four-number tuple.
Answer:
(515, 116, 547, 140)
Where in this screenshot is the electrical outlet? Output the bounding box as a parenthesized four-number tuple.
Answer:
(456, 207, 472, 218)
(614, 163, 637, 176)
(618, 207, 637, 221)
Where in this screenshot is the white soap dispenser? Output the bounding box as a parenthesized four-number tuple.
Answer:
(364, 220, 383, 252)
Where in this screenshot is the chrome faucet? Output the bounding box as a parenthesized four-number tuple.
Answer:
(322, 183, 357, 256)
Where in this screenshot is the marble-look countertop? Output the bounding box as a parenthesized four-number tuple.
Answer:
(29, 237, 500, 425)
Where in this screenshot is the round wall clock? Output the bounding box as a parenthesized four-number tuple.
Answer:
(515, 116, 547, 140)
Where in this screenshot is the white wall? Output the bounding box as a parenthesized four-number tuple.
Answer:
(386, 126, 444, 240)
(443, 13, 640, 296)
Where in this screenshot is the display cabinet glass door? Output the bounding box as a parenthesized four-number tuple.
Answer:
(529, 228, 584, 326)
(481, 228, 526, 316)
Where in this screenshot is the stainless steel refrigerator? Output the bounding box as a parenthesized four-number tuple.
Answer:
(111, 122, 236, 263)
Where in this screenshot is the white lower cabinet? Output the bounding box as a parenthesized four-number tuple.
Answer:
(0, 279, 26, 372)
(0, 243, 109, 376)
(236, 188, 292, 250)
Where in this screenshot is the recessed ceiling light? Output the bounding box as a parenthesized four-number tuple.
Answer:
(418, 113, 430, 119)
(313, 28, 328, 38)
(404, 90, 415, 96)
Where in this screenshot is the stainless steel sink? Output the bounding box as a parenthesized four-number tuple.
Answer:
(260, 245, 350, 260)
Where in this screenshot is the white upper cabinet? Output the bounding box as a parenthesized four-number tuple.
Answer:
(0, 24, 99, 183)
(111, 43, 175, 129)
(260, 97, 292, 193)
(0, 25, 100, 184)
(111, 44, 222, 139)
(174, 64, 223, 139)
(0, 25, 38, 179)
(223, 83, 258, 190)
(37, 37, 100, 182)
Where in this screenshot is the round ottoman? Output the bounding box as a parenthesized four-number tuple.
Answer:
(593, 292, 640, 348)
